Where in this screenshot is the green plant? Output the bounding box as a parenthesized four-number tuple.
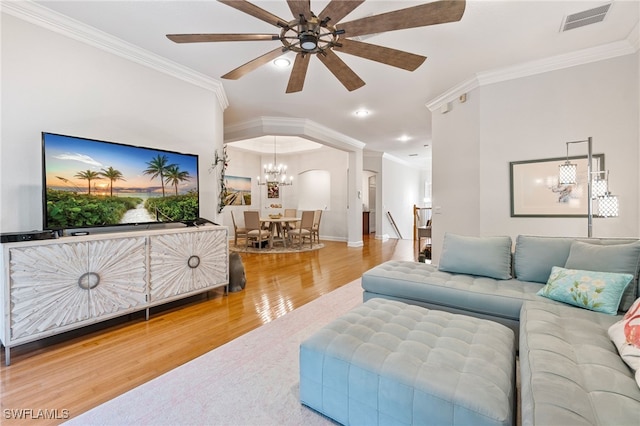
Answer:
(99, 166, 126, 197)
(46, 189, 141, 228)
(144, 191, 198, 222)
(143, 154, 176, 198)
(164, 165, 191, 196)
(73, 170, 103, 195)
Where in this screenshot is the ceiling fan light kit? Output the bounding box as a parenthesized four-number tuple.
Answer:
(167, 0, 466, 93)
(273, 57, 291, 68)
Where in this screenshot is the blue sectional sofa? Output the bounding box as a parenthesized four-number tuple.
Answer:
(361, 234, 640, 425)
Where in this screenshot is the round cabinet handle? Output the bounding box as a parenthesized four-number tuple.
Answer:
(187, 255, 201, 269)
(78, 272, 101, 290)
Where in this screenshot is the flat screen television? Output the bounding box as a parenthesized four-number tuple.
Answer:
(42, 132, 200, 231)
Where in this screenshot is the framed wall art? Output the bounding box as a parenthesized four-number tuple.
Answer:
(267, 181, 279, 199)
(222, 175, 251, 206)
(510, 154, 604, 217)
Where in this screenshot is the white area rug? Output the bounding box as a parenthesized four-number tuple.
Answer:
(67, 279, 363, 425)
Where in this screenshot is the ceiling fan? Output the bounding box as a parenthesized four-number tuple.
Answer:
(167, 0, 466, 93)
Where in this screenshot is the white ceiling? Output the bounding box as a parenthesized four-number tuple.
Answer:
(28, 0, 640, 166)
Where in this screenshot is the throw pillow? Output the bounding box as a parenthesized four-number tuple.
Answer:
(513, 235, 575, 283)
(608, 297, 640, 388)
(537, 266, 633, 315)
(438, 233, 512, 280)
(564, 240, 640, 311)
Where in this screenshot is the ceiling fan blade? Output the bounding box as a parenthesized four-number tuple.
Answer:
(218, 0, 289, 27)
(337, 0, 466, 38)
(316, 49, 365, 92)
(318, 0, 365, 24)
(167, 34, 280, 43)
(221, 47, 285, 80)
(286, 53, 311, 93)
(333, 39, 426, 71)
(287, 0, 311, 19)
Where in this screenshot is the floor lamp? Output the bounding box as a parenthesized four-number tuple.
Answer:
(558, 137, 619, 238)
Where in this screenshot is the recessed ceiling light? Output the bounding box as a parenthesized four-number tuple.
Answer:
(354, 109, 369, 117)
(273, 57, 291, 68)
(398, 135, 411, 142)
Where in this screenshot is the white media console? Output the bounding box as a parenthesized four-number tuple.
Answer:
(0, 225, 229, 365)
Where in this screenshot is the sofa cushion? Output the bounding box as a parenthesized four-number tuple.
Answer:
(564, 240, 640, 311)
(520, 301, 640, 426)
(514, 235, 576, 283)
(362, 261, 547, 324)
(537, 266, 633, 315)
(438, 233, 512, 280)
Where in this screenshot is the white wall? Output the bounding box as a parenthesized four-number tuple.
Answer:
(0, 14, 224, 233)
(224, 145, 426, 241)
(432, 53, 639, 263)
(364, 152, 425, 240)
(432, 93, 481, 243)
(222, 146, 350, 240)
(380, 155, 424, 240)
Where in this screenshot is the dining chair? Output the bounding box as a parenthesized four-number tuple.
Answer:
(312, 209, 322, 244)
(283, 208, 298, 237)
(244, 210, 271, 250)
(230, 211, 247, 247)
(290, 210, 314, 249)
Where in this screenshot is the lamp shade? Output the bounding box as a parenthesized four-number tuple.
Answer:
(558, 161, 577, 185)
(596, 193, 619, 217)
(591, 176, 608, 198)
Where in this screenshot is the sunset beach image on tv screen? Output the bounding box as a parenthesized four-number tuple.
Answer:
(42, 133, 199, 230)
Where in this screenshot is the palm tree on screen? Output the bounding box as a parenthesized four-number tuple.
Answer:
(143, 155, 175, 197)
(74, 170, 102, 195)
(164, 165, 191, 196)
(99, 166, 125, 197)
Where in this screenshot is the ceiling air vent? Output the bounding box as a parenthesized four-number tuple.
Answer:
(561, 3, 611, 32)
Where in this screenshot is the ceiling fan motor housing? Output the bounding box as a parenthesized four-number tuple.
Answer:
(282, 15, 339, 54)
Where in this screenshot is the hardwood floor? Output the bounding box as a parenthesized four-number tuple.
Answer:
(0, 235, 418, 424)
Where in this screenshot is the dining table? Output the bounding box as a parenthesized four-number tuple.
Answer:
(259, 216, 301, 249)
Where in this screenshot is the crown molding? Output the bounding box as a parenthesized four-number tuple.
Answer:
(224, 116, 366, 152)
(426, 38, 638, 112)
(425, 78, 480, 113)
(380, 152, 424, 169)
(1, 0, 229, 110)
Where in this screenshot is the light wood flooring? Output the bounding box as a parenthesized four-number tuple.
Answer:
(0, 235, 419, 424)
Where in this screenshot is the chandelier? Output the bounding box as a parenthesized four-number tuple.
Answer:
(257, 137, 293, 186)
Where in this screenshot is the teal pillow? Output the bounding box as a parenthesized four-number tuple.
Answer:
(514, 236, 575, 283)
(537, 266, 633, 315)
(564, 240, 640, 311)
(438, 233, 512, 280)
(564, 241, 640, 275)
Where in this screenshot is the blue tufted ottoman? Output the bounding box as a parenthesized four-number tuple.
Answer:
(300, 298, 516, 426)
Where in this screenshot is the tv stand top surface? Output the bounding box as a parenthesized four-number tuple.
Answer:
(1, 224, 227, 246)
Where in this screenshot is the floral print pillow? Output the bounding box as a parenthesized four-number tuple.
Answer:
(608, 297, 640, 389)
(537, 266, 633, 315)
